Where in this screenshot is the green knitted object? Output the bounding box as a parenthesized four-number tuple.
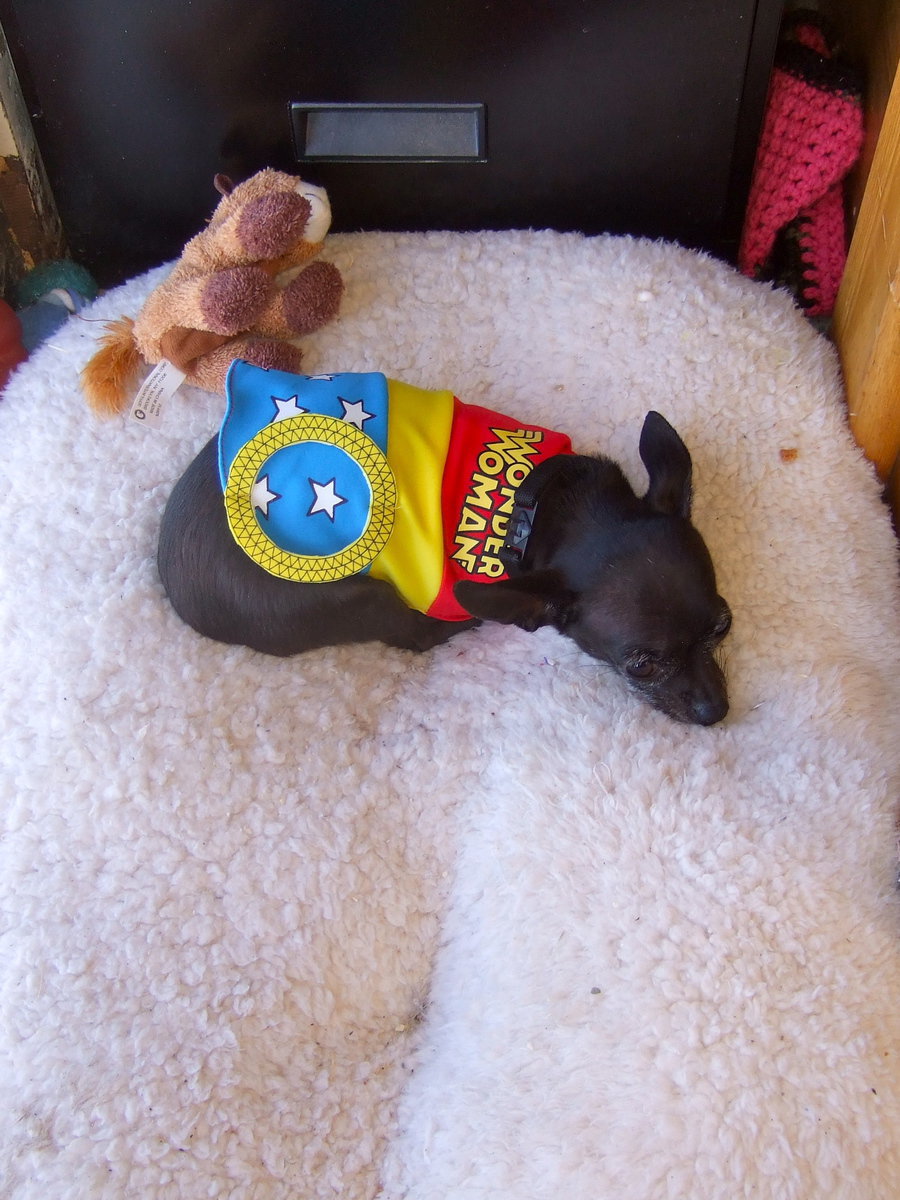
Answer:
(13, 260, 98, 308)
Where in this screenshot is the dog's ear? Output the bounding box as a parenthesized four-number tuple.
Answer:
(454, 572, 575, 633)
(639, 411, 693, 518)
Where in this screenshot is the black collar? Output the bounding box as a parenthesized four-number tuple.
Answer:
(498, 455, 562, 575)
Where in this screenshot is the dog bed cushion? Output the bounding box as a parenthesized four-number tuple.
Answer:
(1, 230, 899, 1199)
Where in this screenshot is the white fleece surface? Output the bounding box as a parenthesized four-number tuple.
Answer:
(1, 231, 900, 1200)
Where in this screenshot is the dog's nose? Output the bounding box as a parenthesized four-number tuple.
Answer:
(691, 694, 729, 726)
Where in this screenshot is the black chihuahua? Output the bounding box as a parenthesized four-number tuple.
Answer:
(158, 408, 731, 725)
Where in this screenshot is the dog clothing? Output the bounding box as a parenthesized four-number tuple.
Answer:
(218, 360, 572, 620)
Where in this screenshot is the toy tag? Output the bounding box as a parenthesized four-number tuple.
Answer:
(130, 359, 186, 427)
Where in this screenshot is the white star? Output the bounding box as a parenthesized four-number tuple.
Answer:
(251, 474, 280, 517)
(340, 397, 375, 429)
(308, 477, 346, 521)
(271, 393, 308, 421)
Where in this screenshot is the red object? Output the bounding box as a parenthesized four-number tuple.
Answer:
(0, 299, 28, 390)
(430, 399, 573, 621)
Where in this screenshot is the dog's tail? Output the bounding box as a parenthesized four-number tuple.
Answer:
(80, 316, 142, 416)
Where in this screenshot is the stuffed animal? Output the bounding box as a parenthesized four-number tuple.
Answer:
(81, 169, 344, 415)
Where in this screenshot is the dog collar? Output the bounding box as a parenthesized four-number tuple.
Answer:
(498, 455, 562, 574)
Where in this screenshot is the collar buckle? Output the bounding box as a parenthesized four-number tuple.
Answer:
(499, 499, 538, 573)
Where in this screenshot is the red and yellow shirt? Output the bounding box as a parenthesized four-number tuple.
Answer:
(218, 361, 572, 621)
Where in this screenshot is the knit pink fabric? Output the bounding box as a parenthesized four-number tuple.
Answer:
(791, 185, 847, 314)
(739, 18, 863, 317)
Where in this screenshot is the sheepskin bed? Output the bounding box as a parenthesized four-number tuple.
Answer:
(2, 230, 900, 1200)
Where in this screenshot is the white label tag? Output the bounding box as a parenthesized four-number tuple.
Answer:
(130, 359, 186, 427)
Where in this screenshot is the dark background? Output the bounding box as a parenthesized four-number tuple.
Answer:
(0, 0, 784, 286)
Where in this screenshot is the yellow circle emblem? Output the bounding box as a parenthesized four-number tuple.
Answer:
(223, 413, 397, 582)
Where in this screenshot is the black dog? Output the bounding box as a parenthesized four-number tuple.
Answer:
(158, 410, 730, 725)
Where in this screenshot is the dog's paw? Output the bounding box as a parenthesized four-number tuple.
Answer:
(387, 616, 480, 653)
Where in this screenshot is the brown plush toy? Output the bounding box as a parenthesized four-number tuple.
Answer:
(81, 169, 344, 415)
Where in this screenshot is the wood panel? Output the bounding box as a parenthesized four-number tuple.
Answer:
(0, 23, 63, 294)
(831, 0, 900, 510)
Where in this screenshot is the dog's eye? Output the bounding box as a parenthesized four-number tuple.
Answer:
(626, 655, 658, 680)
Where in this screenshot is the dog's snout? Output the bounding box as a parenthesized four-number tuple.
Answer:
(685, 657, 729, 725)
(295, 182, 332, 243)
(690, 693, 729, 726)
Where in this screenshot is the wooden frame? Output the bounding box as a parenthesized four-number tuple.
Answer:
(0, 24, 63, 295)
(831, 0, 900, 521)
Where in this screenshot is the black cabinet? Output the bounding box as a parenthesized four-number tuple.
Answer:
(0, 0, 783, 286)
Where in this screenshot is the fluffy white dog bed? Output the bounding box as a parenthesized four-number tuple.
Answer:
(2, 231, 899, 1200)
